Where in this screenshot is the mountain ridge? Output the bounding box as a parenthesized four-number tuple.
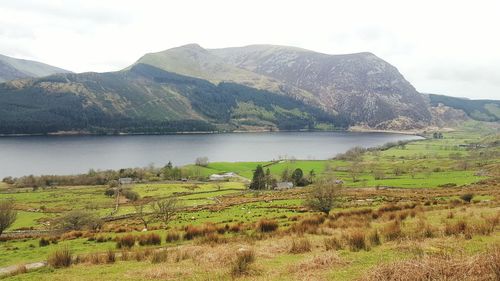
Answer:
(0, 54, 70, 82)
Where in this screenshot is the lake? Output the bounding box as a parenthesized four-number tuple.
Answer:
(0, 132, 421, 177)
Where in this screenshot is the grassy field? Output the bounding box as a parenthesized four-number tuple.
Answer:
(0, 124, 499, 280)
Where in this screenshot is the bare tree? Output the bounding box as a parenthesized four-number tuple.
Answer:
(134, 203, 155, 230)
(0, 199, 17, 236)
(151, 197, 179, 228)
(195, 157, 209, 167)
(305, 178, 341, 215)
(349, 163, 362, 182)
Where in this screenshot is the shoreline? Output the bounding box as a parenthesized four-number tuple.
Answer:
(0, 127, 423, 137)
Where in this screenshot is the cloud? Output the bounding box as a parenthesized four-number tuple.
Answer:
(427, 65, 500, 86)
(0, 0, 498, 99)
(0, 0, 131, 25)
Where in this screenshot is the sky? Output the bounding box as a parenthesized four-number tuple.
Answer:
(0, 0, 499, 100)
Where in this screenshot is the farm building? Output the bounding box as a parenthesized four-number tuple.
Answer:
(275, 182, 294, 190)
(209, 172, 237, 181)
(118, 177, 133, 185)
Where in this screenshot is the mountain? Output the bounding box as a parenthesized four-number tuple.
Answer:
(0, 63, 344, 134)
(134, 44, 320, 106)
(211, 45, 432, 129)
(0, 43, 492, 135)
(0, 54, 70, 82)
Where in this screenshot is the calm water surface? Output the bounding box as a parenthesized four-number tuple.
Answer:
(0, 132, 421, 177)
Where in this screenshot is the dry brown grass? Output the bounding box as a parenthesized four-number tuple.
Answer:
(324, 236, 343, 251)
(47, 247, 72, 268)
(290, 215, 325, 234)
(367, 229, 381, 246)
(289, 252, 346, 278)
(344, 230, 369, 251)
(150, 250, 168, 263)
(381, 221, 402, 241)
(231, 248, 256, 277)
(137, 233, 161, 246)
(106, 249, 116, 263)
(116, 234, 136, 249)
(8, 265, 27, 277)
(289, 237, 312, 254)
(184, 223, 219, 240)
(165, 231, 181, 243)
(256, 219, 279, 233)
(360, 247, 500, 281)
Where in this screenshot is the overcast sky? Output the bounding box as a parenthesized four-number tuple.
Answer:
(0, 0, 499, 99)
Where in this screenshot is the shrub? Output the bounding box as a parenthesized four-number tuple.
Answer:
(324, 237, 343, 251)
(122, 190, 140, 201)
(138, 233, 161, 246)
(166, 231, 181, 242)
(39, 237, 50, 247)
(257, 219, 279, 233)
(59, 210, 100, 231)
(231, 248, 255, 277)
(104, 188, 116, 197)
(460, 193, 474, 203)
(48, 247, 72, 268)
(346, 230, 368, 251)
(289, 238, 312, 254)
(116, 234, 136, 248)
(151, 250, 168, 263)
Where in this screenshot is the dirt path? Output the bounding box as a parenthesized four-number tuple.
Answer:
(0, 261, 46, 276)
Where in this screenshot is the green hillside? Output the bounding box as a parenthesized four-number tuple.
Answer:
(0, 64, 345, 134)
(429, 94, 500, 122)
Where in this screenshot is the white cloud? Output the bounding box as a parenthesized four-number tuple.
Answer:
(0, 0, 498, 99)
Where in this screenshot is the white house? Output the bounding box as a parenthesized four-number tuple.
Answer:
(209, 174, 226, 181)
(118, 177, 133, 185)
(275, 182, 294, 190)
(209, 172, 237, 181)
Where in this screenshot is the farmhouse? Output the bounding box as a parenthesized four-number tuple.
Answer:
(209, 172, 237, 181)
(275, 181, 294, 190)
(118, 177, 133, 185)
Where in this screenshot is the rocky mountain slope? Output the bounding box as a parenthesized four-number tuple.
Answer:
(211, 45, 432, 129)
(0, 54, 70, 82)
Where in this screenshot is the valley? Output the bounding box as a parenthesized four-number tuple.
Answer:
(0, 124, 498, 280)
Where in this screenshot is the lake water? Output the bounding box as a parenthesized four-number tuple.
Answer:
(0, 132, 421, 177)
